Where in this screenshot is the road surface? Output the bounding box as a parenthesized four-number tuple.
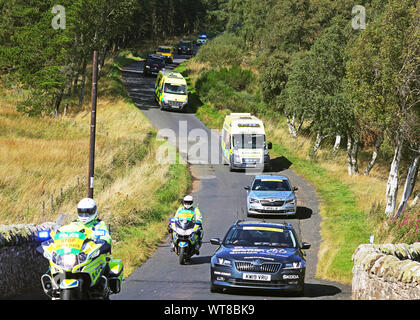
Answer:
(113, 53, 352, 300)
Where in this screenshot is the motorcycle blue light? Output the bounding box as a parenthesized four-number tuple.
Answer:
(38, 230, 50, 240)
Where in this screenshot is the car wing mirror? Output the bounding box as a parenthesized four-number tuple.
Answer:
(210, 238, 221, 246)
(267, 142, 272, 150)
(301, 242, 311, 250)
(244, 186, 250, 191)
(293, 186, 298, 191)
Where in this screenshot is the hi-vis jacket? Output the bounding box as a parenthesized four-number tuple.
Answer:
(73, 219, 111, 244)
(174, 206, 203, 225)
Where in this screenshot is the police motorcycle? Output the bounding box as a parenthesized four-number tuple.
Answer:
(36, 214, 124, 300)
(169, 215, 201, 265)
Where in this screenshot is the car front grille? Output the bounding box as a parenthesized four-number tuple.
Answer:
(235, 261, 281, 273)
(228, 279, 288, 287)
(260, 200, 284, 207)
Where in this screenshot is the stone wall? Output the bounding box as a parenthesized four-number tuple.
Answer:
(0, 223, 54, 298)
(352, 243, 420, 300)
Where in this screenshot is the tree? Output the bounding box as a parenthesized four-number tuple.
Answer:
(281, 18, 354, 160)
(345, 0, 419, 216)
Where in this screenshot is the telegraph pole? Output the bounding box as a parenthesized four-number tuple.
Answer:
(88, 50, 98, 199)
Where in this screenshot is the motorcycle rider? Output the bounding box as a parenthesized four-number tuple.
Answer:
(76, 198, 112, 251)
(75, 198, 115, 290)
(169, 195, 203, 254)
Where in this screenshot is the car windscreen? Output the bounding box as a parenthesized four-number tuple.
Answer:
(164, 83, 187, 95)
(158, 48, 171, 53)
(232, 134, 265, 149)
(224, 227, 297, 248)
(147, 58, 164, 65)
(179, 42, 191, 47)
(251, 179, 291, 191)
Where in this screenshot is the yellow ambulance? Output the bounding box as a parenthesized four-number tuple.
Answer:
(221, 113, 272, 171)
(154, 70, 188, 111)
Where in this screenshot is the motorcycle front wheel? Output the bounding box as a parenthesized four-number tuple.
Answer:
(179, 247, 186, 265)
(60, 288, 79, 300)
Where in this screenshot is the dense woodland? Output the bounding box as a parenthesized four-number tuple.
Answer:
(0, 0, 211, 115)
(0, 0, 419, 220)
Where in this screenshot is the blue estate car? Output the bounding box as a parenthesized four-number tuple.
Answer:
(210, 220, 310, 295)
(245, 175, 298, 217)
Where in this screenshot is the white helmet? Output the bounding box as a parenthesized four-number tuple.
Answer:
(77, 198, 98, 224)
(183, 195, 194, 209)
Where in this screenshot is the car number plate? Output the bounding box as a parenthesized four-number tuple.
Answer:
(242, 273, 271, 281)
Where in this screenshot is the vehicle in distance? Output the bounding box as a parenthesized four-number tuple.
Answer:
(245, 175, 298, 217)
(143, 54, 166, 76)
(178, 40, 193, 55)
(196, 34, 207, 45)
(221, 113, 272, 172)
(210, 220, 310, 296)
(154, 70, 188, 111)
(156, 46, 174, 64)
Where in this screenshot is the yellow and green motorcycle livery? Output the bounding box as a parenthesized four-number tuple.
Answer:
(37, 216, 124, 300)
(169, 210, 202, 265)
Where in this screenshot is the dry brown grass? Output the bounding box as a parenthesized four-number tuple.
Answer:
(185, 60, 211, 84)
(0, 50, 193, 278)
(0, 76, 164, 225)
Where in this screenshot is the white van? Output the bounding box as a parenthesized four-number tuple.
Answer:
(221, 113, 272, 171)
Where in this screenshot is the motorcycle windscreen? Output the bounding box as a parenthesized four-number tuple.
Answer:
(175, 219, 195, 230)
(54, 231, 86, 255)
(176, 210, 195, 221)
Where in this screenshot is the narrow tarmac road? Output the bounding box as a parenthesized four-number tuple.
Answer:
(113, 54, 352, 300)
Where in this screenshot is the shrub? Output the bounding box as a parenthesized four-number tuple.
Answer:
(195, 33, 245, 67)
(195, 65, 260, 113)
(369, 202, 420, 244)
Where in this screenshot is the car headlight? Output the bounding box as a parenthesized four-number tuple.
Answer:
(249, 198, 259, 204)
(264, 149, 269, 155)
(233, 151, 241, 163)
(145, 65, 150, 68)
(216, 258, 232, 267)
(163, 97, 168, 104)
(283, 261, 302, 269)
(285, 198, 296, 204)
